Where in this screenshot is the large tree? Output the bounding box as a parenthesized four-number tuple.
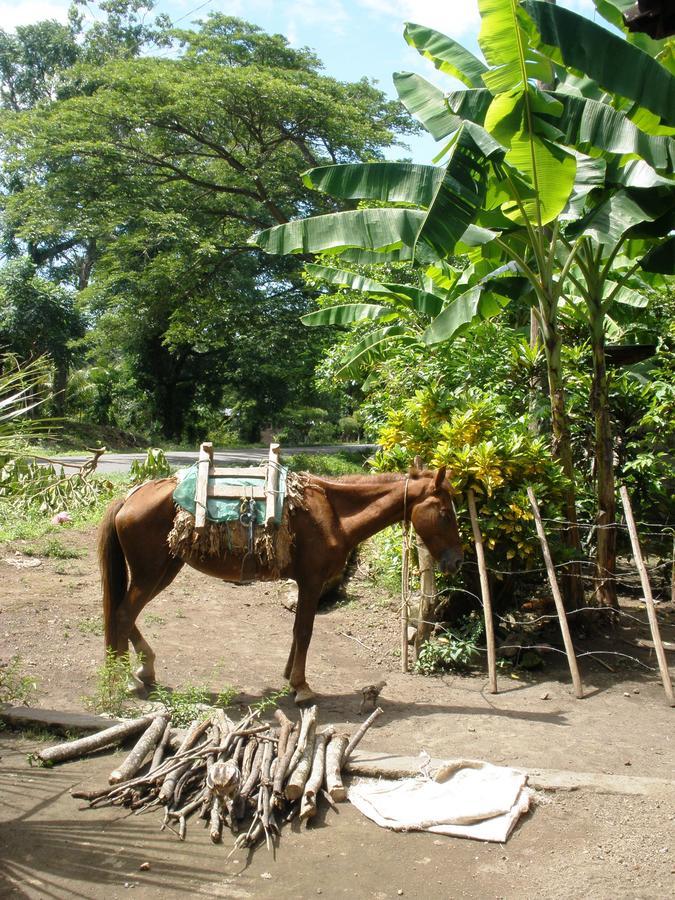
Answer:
(0, 11, 414, 437)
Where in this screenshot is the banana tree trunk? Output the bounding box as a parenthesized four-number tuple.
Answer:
(541, 315, 584, 611)
(589, 304, 618, 609)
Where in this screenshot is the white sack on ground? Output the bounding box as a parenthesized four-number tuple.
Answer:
(348, 758, 532, 843)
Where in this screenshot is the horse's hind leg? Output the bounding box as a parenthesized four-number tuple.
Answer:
(115, 555, 183, 694)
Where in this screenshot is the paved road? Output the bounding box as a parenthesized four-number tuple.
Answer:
(45, 444, 377, 474)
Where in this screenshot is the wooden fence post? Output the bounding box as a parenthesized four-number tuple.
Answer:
(527, 487, 584, 699)
(413, 456, 438, 658)
(467, 489, 498, 694)
(620, 486, 674, 706)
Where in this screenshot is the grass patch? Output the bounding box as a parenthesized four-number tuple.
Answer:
(24, 537, 84, 560)
(76, 616, 104, 637)
(143, 613, 166, 627)
(285, 451, 366, 476)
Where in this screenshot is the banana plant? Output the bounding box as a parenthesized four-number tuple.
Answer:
(252, 0, 674, 608)
(555, 183, 674, 607)
(394, 0, 674, 608)
(300, 259, 518, 380)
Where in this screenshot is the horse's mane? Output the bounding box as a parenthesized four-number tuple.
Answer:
(311, 469, 434, 485)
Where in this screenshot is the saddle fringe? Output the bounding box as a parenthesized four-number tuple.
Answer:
(167, 471, 310, 578)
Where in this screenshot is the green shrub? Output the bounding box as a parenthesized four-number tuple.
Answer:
(414, 614, 484, 675)
(149, 683, 236, 726)
(371, 390, 568, 572)
(129, 447, 172, 483)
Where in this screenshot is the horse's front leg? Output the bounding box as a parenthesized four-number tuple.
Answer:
(287, 580, 323, 704)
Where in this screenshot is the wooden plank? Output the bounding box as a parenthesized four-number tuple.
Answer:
(210, 467, 266, 478)
(265, 443, 281, 524)
(527, 487, 584, 700)
(194, 442, 213, 534)
(620, 485, 675, 706)
(207, 483, 265, 500)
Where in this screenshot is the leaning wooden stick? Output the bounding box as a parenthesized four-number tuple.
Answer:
(401, 523, 411, 673)
(343, 707, 382, 763)
(527, 487, 584, 700)
(36, 715, 156, 766)
(466, 489, 498, 695)
(620, 485, 674, 706)
(109, 714, 169, 784)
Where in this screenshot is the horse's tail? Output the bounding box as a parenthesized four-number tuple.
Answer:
(99, 498, 128, 651)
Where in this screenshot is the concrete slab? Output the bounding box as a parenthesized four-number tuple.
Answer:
(346, 750, 675, 799)
(4, 706, 673, 799)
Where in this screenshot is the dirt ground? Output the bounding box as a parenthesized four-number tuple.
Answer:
(1, 524, 674, 899)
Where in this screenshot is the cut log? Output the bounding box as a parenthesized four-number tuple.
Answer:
(324, 733, 349, 802)
(158, 718, 211, 805)
(36, 715, 155, 766)
(285, 723, 316, 801)
(109, 715, 169, 784)
(272, 728, 298, 806)
(300, 732, 327, 824)
(274, 708, 293, 758)
(150, 720, 174, 773)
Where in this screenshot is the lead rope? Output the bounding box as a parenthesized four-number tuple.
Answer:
(401, 477, 411, 674)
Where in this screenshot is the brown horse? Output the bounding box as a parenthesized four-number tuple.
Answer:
(98, 466, 463, 703)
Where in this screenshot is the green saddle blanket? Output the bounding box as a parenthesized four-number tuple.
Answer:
(173, 463, 288, 525)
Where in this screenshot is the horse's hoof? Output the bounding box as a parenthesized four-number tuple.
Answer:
(127, 675, 149, 698)
(135, 667, 156, 690)
(294, 685, 316, 705)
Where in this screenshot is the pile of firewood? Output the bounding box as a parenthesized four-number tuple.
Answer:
(35, 705, 382, 852)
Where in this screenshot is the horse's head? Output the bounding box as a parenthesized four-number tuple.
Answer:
(410, 467, 463, 575)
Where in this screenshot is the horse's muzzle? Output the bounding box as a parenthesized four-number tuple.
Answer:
(439, 548, 463, 575)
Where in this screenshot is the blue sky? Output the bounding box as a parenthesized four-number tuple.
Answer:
(8, 0, 601, 159)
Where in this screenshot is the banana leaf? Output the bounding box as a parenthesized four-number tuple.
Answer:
(523, 0, 675, 128)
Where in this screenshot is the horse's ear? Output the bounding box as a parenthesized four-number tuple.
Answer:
(433, 466, 447, 492)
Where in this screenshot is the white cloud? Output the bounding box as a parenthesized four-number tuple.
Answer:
(357, 1, 480, 38)
(0, 0, 72, 30)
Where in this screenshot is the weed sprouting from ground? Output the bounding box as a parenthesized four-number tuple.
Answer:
(83, 649, 139, 718)
(0, 656, 38, 707)
(250, 685, 291, 713)
(149, 683, 236, 726)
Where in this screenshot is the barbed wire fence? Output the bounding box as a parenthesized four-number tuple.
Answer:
(392, 485, 674, 704)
